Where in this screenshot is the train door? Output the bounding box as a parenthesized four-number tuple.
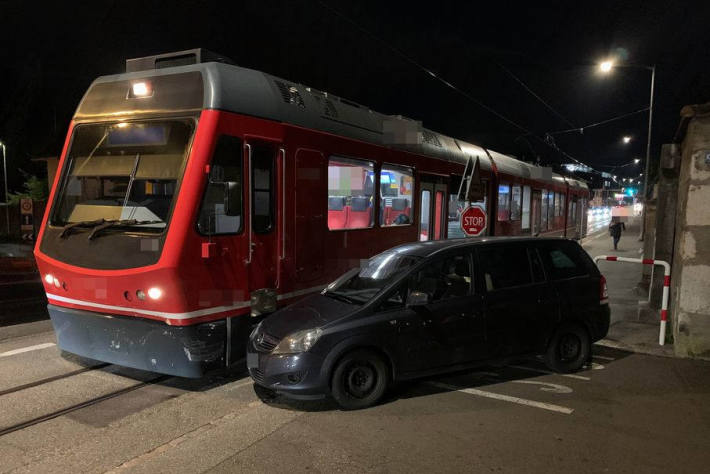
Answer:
(245, 140, 281, 315)
(419, 177, 447, 241)
(294, 149, 326, 283)
(532, 190, 542, 236)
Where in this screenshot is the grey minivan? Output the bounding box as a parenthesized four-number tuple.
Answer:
(248, 237, 610, 409)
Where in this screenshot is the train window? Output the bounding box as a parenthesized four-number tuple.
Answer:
(419, 190, 431, 241)
(547, 191, 555, 225)
(540, 189, 549, 230)
(497, 184, 510, 221)
(555, 192, 562, 217)
(380, 165, 414, 227)
(448, 177, 487, 239)
(511, 185, 522, 220)
(559, 193, 565, 219)
(328, 157, 375, 230)
(522, 186, 531, 230)
(251, 144, 275, 233)
(197, 135, 243, 235)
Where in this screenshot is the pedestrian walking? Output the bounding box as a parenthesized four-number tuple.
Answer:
(609, 217, 626, 250)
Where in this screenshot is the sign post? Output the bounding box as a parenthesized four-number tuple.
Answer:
(20, 198, 34, 241)
(460, 206, 487, 237)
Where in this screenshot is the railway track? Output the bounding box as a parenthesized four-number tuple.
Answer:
(0, 364, 170, 438)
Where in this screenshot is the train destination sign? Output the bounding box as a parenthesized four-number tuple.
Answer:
(460, 206, 487, 237)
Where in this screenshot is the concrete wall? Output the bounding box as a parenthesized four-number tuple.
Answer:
(672, 105, 710, 358)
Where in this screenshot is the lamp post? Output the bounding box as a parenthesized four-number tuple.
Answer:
(0, 141, 8, 236)
(599, 60, 656, 240)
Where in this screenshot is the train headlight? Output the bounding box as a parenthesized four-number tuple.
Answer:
(130, 81, 153, 98)
(147, 287, 163, 300)
(44, 274, 54, 284)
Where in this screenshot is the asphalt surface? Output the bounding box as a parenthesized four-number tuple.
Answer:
(1, 328, 709, 473)
(4, 212, 708, 473)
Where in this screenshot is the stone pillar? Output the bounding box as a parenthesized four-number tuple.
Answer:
(638, 192, 656, 293)
(672, 104, 710, 358)
(649, 144, 680, 310)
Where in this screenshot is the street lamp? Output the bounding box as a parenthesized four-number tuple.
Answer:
(623, 135, 632, 144)
(0, 141, 8, 236)
(634, 158, 641, 164)
(598, 59, 656, 240)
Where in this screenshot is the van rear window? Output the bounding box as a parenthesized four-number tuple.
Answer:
(541, 244, 588, 280)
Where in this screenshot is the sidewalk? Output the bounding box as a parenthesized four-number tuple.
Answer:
(582, 216, 675, 358)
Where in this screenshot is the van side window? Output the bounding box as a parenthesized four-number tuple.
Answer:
(197, 135, 243, 234)
(528, 248, 546, 282)
(540, 244, 588, 280)
(478, 246, 532, 290)
(410, 253, 472, 301)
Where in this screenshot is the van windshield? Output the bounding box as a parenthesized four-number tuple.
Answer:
(51, 120, 193, 231)
(323, 250, 421, 304)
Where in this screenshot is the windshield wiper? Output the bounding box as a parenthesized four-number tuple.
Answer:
(59, 219, 107, 238)
(87, 219, 164, 240)
(323, 291, 362, 305)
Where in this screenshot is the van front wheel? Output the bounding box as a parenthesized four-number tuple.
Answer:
(330, 349, 389, 410)
(545, 324, 590, 373)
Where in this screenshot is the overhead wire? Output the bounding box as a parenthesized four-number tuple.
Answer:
(315, 1, 605, 175)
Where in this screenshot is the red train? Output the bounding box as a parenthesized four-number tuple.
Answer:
(34, 49, 589, 377)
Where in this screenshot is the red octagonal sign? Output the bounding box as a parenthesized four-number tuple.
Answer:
(460, 206, 487, 237)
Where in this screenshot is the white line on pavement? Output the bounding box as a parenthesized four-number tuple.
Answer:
(428, 381, 573, 414)
(0, 342, 56, 358)
(509, 365, 591, 381)
(593, 355, 615, 361)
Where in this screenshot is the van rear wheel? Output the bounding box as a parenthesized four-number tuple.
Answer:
(545, 324, 590, 373)
(330, 349, 389, 410)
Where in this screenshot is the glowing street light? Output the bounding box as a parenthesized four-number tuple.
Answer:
(623, 136, 632, 144)
(599, 60, 614, 73)
(634, 158, 641, 164)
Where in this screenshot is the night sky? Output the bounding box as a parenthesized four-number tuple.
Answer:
(2, 0, 710, 192)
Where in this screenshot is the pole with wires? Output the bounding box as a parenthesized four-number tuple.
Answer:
(639, 65, 656, 241)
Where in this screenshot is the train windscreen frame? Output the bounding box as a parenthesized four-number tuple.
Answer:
(50, 119, 194, 233)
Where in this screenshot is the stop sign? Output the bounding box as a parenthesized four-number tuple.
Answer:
(460, 206, 487, 236)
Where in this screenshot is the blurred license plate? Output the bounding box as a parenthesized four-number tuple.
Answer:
(247, 352, 259, 369)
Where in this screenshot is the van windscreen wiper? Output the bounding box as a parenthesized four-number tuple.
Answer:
(87, 219, 164, 240)
(59, 218, 107, 238)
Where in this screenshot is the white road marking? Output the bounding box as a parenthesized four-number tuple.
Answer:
(509, 365, 591, 381)
(0, 342, 56, 358)
(591, 362, 605, 370)
(512, 380, 573, 394)
(428, 381, 573, 415)
(593, 355, 615, 361)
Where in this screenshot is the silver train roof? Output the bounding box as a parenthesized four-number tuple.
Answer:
(78, 60, 587, 191)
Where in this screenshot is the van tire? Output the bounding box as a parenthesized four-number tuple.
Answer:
(330, 349, 389, 410)
(545, 324, 590, 373)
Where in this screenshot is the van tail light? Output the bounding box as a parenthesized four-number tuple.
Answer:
(600, 275, 609, 304)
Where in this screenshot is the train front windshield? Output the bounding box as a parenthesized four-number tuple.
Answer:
(51, 120, 194, 231)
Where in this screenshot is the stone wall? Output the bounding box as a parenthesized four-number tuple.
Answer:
(672, 105, 710, 358)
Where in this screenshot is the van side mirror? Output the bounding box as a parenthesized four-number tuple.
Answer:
(406, 291, 429, 307)
(224, 181, 241, 216)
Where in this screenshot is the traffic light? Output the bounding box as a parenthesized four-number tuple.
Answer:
(625, 187, 637, 196)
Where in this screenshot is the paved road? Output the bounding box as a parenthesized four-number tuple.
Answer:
(1, 327, 709, 473)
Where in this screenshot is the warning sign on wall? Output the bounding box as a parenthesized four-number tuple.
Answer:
(20, 198, 34, 240)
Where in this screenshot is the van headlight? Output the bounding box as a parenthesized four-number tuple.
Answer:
(272, 328, 323, 354)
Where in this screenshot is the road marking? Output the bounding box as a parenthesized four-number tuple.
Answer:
(0, 342, 56, 358)
(591, 362, 605, 370)
(428, 381, 573, 414)
(512, 380, 573, 394)
(509, 365, 591, 381)
(593, 355, 615, 361)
